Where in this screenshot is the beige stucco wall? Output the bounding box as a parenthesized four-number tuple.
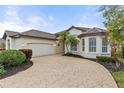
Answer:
(69, 28, 82, 35)
(79, 36, 111, 58)
(10, 36, 63, 54)
(55, 41, 64, 54)
(65, 28, 82, 53)
(6, 36, 11, 49)
(65, 28, 111, 59)
(0, 42, 5, 49)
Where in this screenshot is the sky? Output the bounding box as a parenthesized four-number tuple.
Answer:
(0, 5, 105, 38)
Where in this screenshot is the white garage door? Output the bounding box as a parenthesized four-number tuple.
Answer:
(27, 43, 55, 57)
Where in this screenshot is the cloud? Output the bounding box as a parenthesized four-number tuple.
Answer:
(0, 21, 30, 34)
(28, 15, 48, 26)
(0, 6, 51, 38)
(75, 23, 104, 28)
(6, 10, 17, 16)
(81, 15, 87, 19)
(48, 16, 54, 21)
(75, 11, 105, 29)
(0, 6, 29, 37)
(94, 12, 103, 17)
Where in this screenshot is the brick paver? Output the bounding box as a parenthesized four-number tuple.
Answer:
(0, 55, 117, 88)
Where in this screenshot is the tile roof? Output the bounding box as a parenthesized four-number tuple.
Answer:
(21, 29, 56, 40)
(78, 27, 107, 37)
(55, 26, 106, 37)
(5, 29, 56, 40)
(73, 26, 90, 32)
(5, 30, 19, 36)
(55, 26, 90, 35)
(4, 26, 106, 40)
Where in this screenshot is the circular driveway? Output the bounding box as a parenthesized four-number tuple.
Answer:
(0, 55, 117, 88)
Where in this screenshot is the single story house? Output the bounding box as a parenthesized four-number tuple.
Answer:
(2, 26, 111, 58)
(2, 29, 63, 57)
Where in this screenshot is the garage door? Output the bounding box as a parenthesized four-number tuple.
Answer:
(27, 43, 55, 57)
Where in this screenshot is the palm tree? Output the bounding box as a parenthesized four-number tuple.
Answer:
(58, 31, 79, 54)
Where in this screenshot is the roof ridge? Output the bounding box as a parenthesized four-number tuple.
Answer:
(22, 29, 55, 35)
(93, 27, 106, 32)
(5, 30, 20, 33)
(75, 26, 91, 29)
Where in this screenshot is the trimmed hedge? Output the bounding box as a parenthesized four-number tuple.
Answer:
(0, 50, 26, 66)
(96, 56, 113, 62)
(19, 49, 32, 60)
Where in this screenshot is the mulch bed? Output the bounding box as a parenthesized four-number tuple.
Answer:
(97, 62, 124, 73)
(88, 56, 124, 73)
(85, 57, 124, 73)
(0, 61, 33, 79)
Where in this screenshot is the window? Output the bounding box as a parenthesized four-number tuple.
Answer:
(102, 38, 108, 52)
(71, 43, 77, 51)
(7, 39, 10, 49)
(82, 39, 85, 51)
(89, 38, 96, 52)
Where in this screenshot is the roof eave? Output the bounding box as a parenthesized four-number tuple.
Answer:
(19, 35, 57, 40)
(78, 32, 107, 38)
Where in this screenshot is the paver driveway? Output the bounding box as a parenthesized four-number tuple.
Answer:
(0, 55, 117, 88)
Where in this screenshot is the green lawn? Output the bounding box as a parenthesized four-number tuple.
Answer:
(113, 71, 124, 88)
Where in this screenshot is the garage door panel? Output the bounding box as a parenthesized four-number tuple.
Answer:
(27, 43, 54, 57)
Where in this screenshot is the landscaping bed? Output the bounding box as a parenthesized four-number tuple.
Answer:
(0, 49, 33, 79)
(96, 61, 124, 88)
(92, 56, 124, 88)
(0, 60, 33, 79)
(96, 61, 124, 73)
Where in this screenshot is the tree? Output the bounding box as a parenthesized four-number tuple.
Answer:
(58, 31, 79, 53)
(100, 5, 124, 64)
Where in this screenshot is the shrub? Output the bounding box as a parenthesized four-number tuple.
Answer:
(0, 50, 26, 66)
(63, 52, 82, 58)
(0, 49, 5, 51)
(96, 56, 113, 62)
(19, 49, 32, 60)
(117, 57, 124, 63)
(63, 52, 74, 56)
(0, 64, 6, 77)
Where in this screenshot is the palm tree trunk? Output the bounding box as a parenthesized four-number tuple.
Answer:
(111, 45, 121, 68)
(66, 44, 69, 53)
(63, 41, 65, 54)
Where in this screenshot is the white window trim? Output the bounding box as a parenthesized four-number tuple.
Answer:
(7, 39, 11, 49)
(102, 38, 108, 53)
(89, 37, 96, 52)
(82, 39, 85, 51)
